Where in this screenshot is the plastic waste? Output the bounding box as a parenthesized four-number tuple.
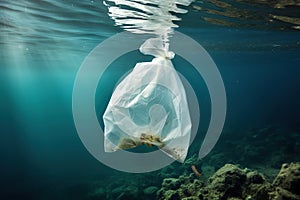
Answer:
(103, 37, 192, 162)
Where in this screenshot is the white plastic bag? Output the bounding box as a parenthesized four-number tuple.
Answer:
(103, 37, 191, 162)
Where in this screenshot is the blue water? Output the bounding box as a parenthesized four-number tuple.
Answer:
(0, 1, 300, 199)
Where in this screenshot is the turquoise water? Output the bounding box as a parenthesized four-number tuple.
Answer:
(0, 1, 300, 199)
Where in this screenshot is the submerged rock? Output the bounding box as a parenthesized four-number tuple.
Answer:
(143, 185, 159, 199)
(88, 162, 300, 200)
(143, 186, 158, 195)
(273, 163, 300, 195)
(270, 162, 300, 200)
(157, 173, 203, 200)
(206, 164, 247, 199)
(244, 170, 272, 200)
(157, 163, 300, 200)
(161, 178, 181, 190)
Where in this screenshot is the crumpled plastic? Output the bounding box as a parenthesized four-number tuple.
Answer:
(103, 37, 191, 162)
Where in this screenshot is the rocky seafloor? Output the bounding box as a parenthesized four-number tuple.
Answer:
(87, 162, 300, 200)
(79, 125, 300, 200)
(157, 162, 300, 200)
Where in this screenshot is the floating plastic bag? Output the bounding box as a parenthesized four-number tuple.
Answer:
(103, 37, 191, 162)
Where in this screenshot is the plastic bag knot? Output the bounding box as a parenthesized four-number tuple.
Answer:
(140, 38, 174, 59)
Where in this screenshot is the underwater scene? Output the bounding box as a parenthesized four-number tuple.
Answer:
(1, 0, 300, 199)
